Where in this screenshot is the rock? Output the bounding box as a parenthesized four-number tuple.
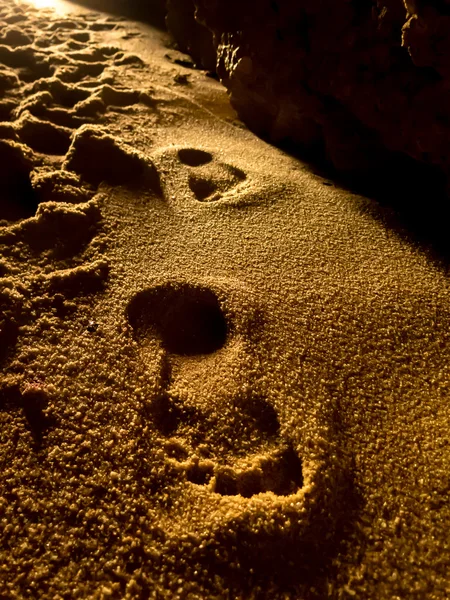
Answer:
(164, 0, 450, 192)
(166, 0, 216, 71)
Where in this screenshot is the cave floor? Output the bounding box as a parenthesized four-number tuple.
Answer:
(0, 1, 449, 599)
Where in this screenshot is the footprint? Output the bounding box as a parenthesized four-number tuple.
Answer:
(0, 29, 33, 48)
(96, 84, 140, 108)
(42, 107, 92, 129)
(178, 147, 247, 202)
(0, 45, 54, 82)
(127, 280, 303, 500)
(12, 199, 102, 258)
(72, 95, 105, 118)
(113, 54, 144, 67)
(19, 96, 95, 129)
(70, 84, 141, 118)
(89, 22, 119, 32)
(55, 61, 107, 83)
(34, 33, 66, 50)
(67, 47, 116, 64)
(2, 13, 27, 26)
(14, 90, 53, 119)
(67, 40, 89, 51)
(63, 125, 161, 191)
(47, 19, 86, 32)
(155, 146, 249, 204)
(70, 32, 91, 44)
(25, 80, 141, 124)
(31, 78, 91, 108)
(16, 111, 72, 155)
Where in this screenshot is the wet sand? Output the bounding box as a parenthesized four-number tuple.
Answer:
(0, 1, 449, 598)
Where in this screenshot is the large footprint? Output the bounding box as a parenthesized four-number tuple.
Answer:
(127, 279, 303, 499)
(125, 277, 353, 585)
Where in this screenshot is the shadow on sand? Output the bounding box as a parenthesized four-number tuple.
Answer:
(281, 138, 450, 272)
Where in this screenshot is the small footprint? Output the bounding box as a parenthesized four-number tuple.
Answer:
(16, 111, 72, 155)
(89, 22, 119, 32)
(70, 84, 141, 118)
(47, 19, 86, 32)
(56, 61, 107, 83)
(0, 45, 54, 82)
(154, 146, 249, 204)
(67, 40, 88, 51)
(70, 32, 91, 44)
(97, 84, 140, 108)
(2, 13, 27, 26)
(178, 147, 247, 202)
(0, 29, 33, 48)
(67, 47, 116, 64)
(63, 125, 161, 191)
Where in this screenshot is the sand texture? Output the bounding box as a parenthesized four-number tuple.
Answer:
(0, 1, 449, 599)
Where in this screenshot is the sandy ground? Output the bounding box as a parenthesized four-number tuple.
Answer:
(0, 1, 449, 598)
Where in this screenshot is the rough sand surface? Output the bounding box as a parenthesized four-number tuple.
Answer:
(0, 1, 449, 599)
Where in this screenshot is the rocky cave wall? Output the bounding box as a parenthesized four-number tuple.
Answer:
(163, 0, 450, 195)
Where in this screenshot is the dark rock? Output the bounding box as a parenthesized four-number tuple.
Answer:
(166, 0, 216, 71)
(163, 0, 450, 191)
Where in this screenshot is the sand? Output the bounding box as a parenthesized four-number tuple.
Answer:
(0, 1, 449, 598)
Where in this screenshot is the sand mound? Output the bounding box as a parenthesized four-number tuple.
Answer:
(62, 125, 161, 194)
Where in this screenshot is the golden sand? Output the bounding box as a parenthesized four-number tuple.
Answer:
(0, 1, 449, 598)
